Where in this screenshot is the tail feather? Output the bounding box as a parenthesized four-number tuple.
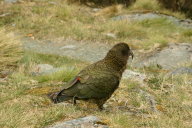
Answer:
(48, 92, 72, 103)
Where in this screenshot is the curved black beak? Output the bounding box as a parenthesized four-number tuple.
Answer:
(129, 50, 134, 59)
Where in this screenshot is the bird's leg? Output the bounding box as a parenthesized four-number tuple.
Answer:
(95, 99, 107, 111)
(72, 96, 77, 105)
(97, 104, 104, 110)
(48, 92, 59, 103)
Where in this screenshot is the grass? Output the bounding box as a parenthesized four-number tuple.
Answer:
(0, 0, 191, 50)
(0, 51, 192, 128)
(0, 27, 23, 72)
(0, 0, 192, 127)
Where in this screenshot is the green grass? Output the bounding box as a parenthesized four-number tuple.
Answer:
(0, 28, 23, 72)
(21, 51, 85, 67)
(0, 0, 191, 50)
(0, 0, 192, 127)
(36, 67, 79, 83)
(0, 51, 192, 128)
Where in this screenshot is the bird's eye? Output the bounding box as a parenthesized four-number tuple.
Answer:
(121, 49, 128, 56)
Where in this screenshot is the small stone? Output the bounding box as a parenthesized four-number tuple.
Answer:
(122, 70, 147, 86)
(48, 1, 57, 5)
(31, 64, 63, 76)
(112, 13, 192, 28)
(4, 0, 18, 3)
(60, 45, 76, 50)
(105, 33, 116, 39)
(47, 116, 108, 128)
(134, 43, 192, 70)
(33, 64, 53, 73)
(92, 8, 101, 12)
(169, 67, 192, 75)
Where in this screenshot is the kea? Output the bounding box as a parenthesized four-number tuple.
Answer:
(49, 42, 133, 110)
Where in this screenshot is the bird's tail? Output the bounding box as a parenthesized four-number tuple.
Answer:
(48, 91, 72, 104)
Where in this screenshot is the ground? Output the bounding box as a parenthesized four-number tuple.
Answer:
(0, 0, 192, 128)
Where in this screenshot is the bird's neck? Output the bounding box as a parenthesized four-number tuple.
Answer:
(104, 57, 127, 74)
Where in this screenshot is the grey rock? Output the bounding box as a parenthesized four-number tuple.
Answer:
(48, 1, 58, 5)
(92, 8, 101, 12)
(31, 64, 63, 76)
(170, 67, 192, 75)
(112, 13, 192, 28)
(24, 38, 111, 63)
(47, 116, 108, 128)
(134, 43, 192, 70)
(23, 38, 135, 65)
(4, 0, 18, 3)
(23, 38, 191, 71)
(60, 45, 76, 50)
(122, 70, 146, 86)
(105, 33, 116, 39)
(112, 13, 160, 21)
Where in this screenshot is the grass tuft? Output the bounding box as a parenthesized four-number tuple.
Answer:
(0, 27, 23, 72)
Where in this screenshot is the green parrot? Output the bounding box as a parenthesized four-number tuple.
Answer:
(49, 42, 133, 110)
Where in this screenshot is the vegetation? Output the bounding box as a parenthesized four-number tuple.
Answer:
(0, 53, 192, 128)
(0, 0, 192, 128)
(0, 0, 191, 50)
(0, 28, 23, 72)
(70, 0, 136, 6)
(157, 0, 192, 18)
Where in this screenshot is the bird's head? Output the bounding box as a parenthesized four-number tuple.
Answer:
(105, 42, 133, 69)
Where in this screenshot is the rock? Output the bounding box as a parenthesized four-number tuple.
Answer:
(47, 116, 108, 128)
(31, 64, 62, 76)
(112, 13, 192, 28)
(48, 1, 58, 5)
(169, 67, 192, 75)
(4, 0, 18, 3)
(122, 69, 146, 86)
(60, 45, 76, 50)
(24, 38, 111, 63)
(92, 8, 101, 12)
(112, 13, 160, 21)
(134, 43, 192, 70)
(105, 33, 116, 39)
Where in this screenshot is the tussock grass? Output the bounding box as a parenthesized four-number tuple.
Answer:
(157, 0, 192, 18)
(0, 0, 192, 127)
(0, 28, 23, 72)
(127, 0, 185, 18)
(0, 52, 192, 128)
(129, 0, 161, 11)
(36, 67, 79, 83)
(1, 0, 191, 50)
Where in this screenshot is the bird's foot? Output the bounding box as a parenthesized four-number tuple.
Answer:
(47, 92, 59, 103)
(98, 106, 104, 111)
(72, 96, 77, 105)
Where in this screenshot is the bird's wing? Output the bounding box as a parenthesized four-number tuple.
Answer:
(77, 71, 120, 99)
(56, 63, 119, 99)
(54, 68, 91, 97)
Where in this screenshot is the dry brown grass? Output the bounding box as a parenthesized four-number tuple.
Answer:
(0, 28, 23, 72)
(94, 4, 123, 16)
(1, 63, 191, 128)
(157, 0, 192, 17)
